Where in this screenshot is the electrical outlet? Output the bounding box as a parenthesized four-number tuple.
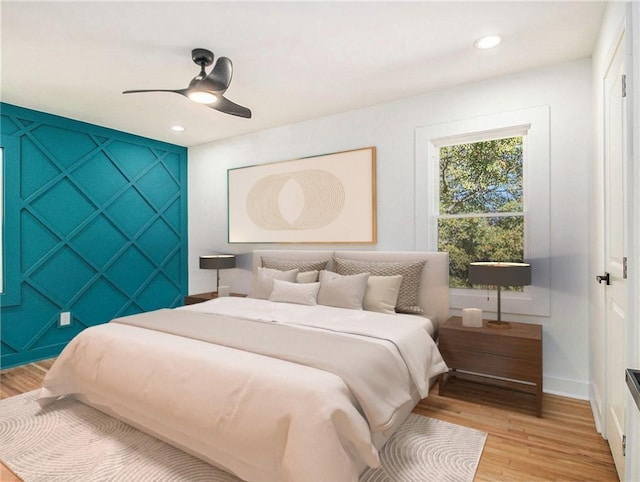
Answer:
(59, 312, 71, 327)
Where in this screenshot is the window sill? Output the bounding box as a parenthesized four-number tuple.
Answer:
(449, 285, 550, 318)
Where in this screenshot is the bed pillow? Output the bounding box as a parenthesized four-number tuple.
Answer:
(317, 270, 370, 310)
(296, 270, 319, 283)
(363, 275, 403, 314)
(269, 279, 320, 306)
(261, 257, 328, 273)
(248, 267, 299, 299)
(333, 257, 426, 314)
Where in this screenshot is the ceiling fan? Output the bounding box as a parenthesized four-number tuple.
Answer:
(123, 48, 251, 119)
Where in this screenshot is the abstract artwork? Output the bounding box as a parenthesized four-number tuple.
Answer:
(228, 147, 376, 243)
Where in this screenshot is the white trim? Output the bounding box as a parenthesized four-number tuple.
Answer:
(625, 4, 639, 480)
(438, 212, 524, 220)
(415, 106, 550, 317)
(629, 0, 640, 371)
(432, 124, 531, 148)
(590, 383, 605, 435)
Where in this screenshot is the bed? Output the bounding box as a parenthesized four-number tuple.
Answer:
(36, 249, 449, 482)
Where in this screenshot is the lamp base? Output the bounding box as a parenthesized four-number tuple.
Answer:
(486, 320, 511, 330)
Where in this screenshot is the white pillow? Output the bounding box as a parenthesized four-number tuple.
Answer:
(296, 270, 319, 283)
(248, 267, 299, 299)
(269, 279, 320, 306)
(317, 270, 370, 310)
(363, 275, 403, 314)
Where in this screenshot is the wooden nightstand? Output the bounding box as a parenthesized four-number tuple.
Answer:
(184, 292, 245, 305)
(438, 316, 543, 417)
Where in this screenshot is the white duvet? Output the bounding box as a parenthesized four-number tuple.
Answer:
(37, 298, 447, 482)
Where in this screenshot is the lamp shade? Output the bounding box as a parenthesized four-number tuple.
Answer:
(468, 262, 531, 287)
(199, 255, 236, 270)
(467, 262, 531, 329)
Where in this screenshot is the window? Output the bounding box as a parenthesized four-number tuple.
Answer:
(438, 135, 525, 288)
(415, 106, 550, 317)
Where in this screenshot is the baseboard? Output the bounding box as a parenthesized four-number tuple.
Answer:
(543, 375, 590, 400)
(0, 345, 65, 370)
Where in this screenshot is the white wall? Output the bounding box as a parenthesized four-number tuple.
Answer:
(189, 58, 593, 399)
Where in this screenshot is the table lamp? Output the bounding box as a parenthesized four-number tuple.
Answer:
(468, 261, 531, 329)
(199, 254, 236, 294)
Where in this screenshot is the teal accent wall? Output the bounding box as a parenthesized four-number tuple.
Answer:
(0, 103, 188, 368)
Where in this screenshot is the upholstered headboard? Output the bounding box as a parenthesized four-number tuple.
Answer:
(252, 249, 450, 324)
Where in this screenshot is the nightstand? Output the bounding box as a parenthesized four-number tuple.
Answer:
(184, 291, 245, 305)
(438, 316, 543, 417)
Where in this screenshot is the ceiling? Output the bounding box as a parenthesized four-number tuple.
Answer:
(1, 1, 606, 147)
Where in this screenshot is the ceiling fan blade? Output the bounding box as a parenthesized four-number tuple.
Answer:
(208, 95, 252, 119)
(199, 57, 233, 92)
(123, 88, 187, 97)
(122, 50, 250, 119)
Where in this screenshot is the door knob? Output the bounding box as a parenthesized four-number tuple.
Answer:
(596, 272, 610, 285)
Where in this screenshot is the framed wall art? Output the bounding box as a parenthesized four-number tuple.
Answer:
(228, 147, 376, 243)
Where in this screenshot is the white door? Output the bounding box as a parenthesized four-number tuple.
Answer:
(602, 32, 628, 481)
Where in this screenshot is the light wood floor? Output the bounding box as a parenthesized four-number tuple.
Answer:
(1, 359, 618, 482)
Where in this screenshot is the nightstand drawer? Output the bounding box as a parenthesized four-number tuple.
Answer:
(439, 348, 542, 383)
(439, 330, 541, 362)
(184, 292, 245, 305)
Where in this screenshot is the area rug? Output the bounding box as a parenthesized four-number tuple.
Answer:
(0, 391, 486, 482)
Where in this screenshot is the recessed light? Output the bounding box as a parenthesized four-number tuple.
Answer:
(474, 35, 502, 50)
(170, 125, 185, 132)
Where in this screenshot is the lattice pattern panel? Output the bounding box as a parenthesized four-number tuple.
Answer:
(1, 104, 188, 368)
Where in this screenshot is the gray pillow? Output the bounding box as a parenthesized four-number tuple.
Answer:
(333, 257, 426, 314)
(317, 270, 370, 310)
(261, 257, 328, 273)
(248, 267, 299, 299)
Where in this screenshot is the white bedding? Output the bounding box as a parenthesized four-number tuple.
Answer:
(184, 296, 438, 337)
(37, 298, 447, 482)
(181, 297, 444, 397)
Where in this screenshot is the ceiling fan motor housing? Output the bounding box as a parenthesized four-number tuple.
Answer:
(192, 48, 214, 67)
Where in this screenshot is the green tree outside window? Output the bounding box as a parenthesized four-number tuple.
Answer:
(438, 136, 525, 288)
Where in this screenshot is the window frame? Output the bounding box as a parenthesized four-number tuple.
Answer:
(415, 106, 550, 318)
